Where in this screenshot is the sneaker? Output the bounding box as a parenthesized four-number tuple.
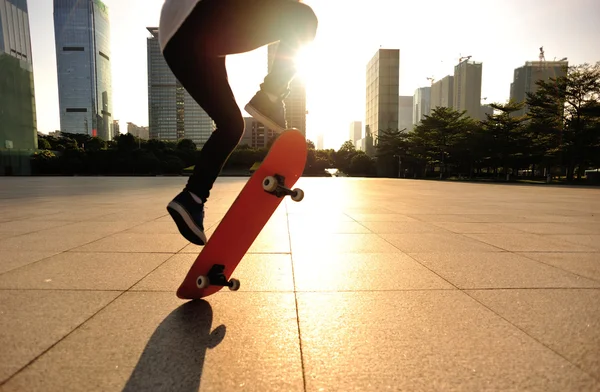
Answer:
(167, 191, 207, 245)
(244, 90, 287, 132)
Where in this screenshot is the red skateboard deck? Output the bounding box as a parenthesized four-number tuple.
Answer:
(177, 129, 308, 299)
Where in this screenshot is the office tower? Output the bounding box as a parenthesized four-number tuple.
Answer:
(267, 43, 306, 136)
(509, 60, 568, 117)
(365, 48, 400, 148)
(481, 104, 494, 119)
(54, 0, 113, 140)
(0, 0, 37, 175)
(127, 123, 149, 140)
(430, 75, 454, 111)
(349, 121, 362, 143)
(453, 59, 482, 120)
(413, 87, 431, 126)
(398, 96, 413, 132)
(240, 117, 276, 149)
(316, 133, 324, 150)
(146, 27, 214, 145)
(1, 0, 37, 150)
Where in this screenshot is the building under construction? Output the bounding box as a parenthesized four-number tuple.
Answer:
(510, 48, 568, 117)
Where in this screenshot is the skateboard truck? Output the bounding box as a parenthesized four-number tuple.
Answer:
(262, 174, 304, 202)
(196, 264, 241, 291)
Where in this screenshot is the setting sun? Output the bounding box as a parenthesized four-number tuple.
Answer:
(294, 45, 316, 82)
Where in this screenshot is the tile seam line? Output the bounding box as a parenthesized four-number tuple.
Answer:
(0, 219, 157, 276)
(461, 289, 600, 383)
(286, 199, 308, 392)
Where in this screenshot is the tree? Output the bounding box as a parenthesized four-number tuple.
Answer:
(37, 137, 51, 150)
(334, 140, 357, 174)
(177, 139, 197, 151)
(526, 62, 600, 180)
(348, 152, 375, 176)
(482, 101, 527, 180)
(376, 128, 409, 177)
(115, 133, 137, 152)
(410, 107, 473, 178)
(85, 137, 107, 152)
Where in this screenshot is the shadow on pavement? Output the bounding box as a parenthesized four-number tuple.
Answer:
(122, 300, 226, 392)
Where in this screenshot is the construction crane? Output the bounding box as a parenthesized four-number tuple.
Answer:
(458, 55, 472, 63)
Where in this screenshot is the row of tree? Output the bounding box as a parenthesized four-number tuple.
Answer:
(372, 62, 600, 181)
(32, 130, 374, 177)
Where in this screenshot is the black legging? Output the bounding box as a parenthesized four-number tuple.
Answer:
(163, 0, 318, 202)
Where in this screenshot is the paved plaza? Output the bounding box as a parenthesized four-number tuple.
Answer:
(0, 176, 599, 391)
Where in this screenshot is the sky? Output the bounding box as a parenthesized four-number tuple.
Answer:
(28, 0, 600, 149)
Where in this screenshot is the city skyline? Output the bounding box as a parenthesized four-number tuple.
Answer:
(22, 0, 600, 149)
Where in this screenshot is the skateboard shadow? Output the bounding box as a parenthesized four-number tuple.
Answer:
(122, 300, 226, 392)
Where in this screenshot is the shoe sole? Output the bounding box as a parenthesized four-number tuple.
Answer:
(245, 104, 286, 133)
(167, 201, 207, 245)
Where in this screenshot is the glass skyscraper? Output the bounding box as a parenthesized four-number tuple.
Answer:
(53, 0, 113, 140)
(146, 27, 214, 146)
(0, 0, 37, 151)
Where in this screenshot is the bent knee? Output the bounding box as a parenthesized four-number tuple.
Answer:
(216, 114, 245, 143)
(289, 3, 318, 40)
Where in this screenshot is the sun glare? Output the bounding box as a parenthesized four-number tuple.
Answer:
(294, 45, 315, 82)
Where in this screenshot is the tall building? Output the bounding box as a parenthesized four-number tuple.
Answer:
(146, 27, 214, 145)
(267, 43, 306, 136)
(430, 75, 454, 111)
(240, 117, 275, 149)
(316, 133, 324, 150)
(510, 60, 568, 117)
(54, 0, 113, 140)
(349, 121, 362, 143)
(453, 59, 482, 120)
(365, 48, 400, 149)
(413, 87, 431, 126)
(481, 104, 494, 119)
(0, 0, 37, 175)
(127, 122, 149, 140)
(0, 0, 37, 149)
(398, 95, 413, 132)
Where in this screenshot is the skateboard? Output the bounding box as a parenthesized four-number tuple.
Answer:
(176, 129, 308, 299)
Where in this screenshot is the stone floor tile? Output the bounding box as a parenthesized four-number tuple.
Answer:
(297, 291, 598, 391)
(0, 290, 119, 384)
(410, 252, 600, 289)
(132, 253, 294, 293)
(0, 252, 171, 290)
(468, 289, 600, 380)
(293, 253, 453, 291)
(0, 292, 303, 392)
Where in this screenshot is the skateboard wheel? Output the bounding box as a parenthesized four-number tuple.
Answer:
(229, 279, 241, 291)
(196, 275, 210, 289)
(263, 176, 278, 192)
(291, 188, 304, 202)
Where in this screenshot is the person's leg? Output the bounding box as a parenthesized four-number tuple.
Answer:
(189, 0, 318, 130)
(161, 0, 317, 244)
(163, 45, 243, 245)
(203, 0, 318, 96)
